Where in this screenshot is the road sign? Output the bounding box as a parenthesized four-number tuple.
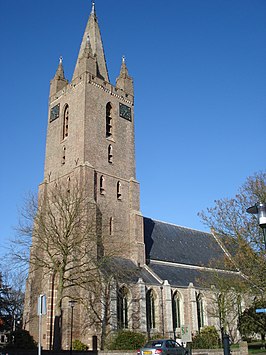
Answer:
(256, 308, 266, 313)
(37, 294, 46, 315)
(181, 324, 192, 342)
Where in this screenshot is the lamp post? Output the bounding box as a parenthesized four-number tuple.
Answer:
(69, 300, 76, 355)
(246, 202, 266, 250)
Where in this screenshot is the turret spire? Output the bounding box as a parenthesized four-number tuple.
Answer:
(55, 56, 65, 79)
(116, 55, 134, 95)
(119, 55, 129, 77)
(72, 2, 109, 81)
(50, 56, 68, 97)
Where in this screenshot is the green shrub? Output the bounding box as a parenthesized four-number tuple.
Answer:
(73, 339, 88, 350)
(5, 329, 37, 349)
(192, 326, 220, 349)
(108, 330, 146, 350)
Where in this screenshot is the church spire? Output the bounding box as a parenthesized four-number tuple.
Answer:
(72, 2, 109, 81)
(116, 55, 134, 96)
(50, 56, 68, 97)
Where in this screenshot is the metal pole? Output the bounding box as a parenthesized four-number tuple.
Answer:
(38, 314, 42, 355)
(70, 304, 74, 355)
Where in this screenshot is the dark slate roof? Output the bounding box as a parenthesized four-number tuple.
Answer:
(147, 261, 241, 288)
(102, 257, 160, 285)
(144, 217, 234, 270)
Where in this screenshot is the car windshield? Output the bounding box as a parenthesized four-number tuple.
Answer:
(145, 341, 163, 348)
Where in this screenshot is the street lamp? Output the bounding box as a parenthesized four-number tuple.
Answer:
(69, 300, 77, 355)
(246, 202, 266, 250)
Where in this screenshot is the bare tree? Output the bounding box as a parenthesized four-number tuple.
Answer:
(77, 258, 139, 350)
(199, 171, 266, 297)
(12, 180, 125, 350)
(199, 171, 266, 341)
(202, 272, 248, 342)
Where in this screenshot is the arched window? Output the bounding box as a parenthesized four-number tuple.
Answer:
(63, 105, 69, 139)
(117, 286, 128, 329)
(196, 292, 204, 331)
(146, 289, 156, 330)
(117, 181, 121, 200)
(172, 291, 181, 330)
(108, 144, 113, 163)
(100, 175, 105, 194)
(106, 102, 112, 138)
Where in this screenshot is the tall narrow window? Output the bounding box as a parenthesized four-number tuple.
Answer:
(62, 146, 66, 165)
(109, 217, 113, 235)
(117, 181, 122, 200)
(67, 177, 71, 193)
(172, 291, 181, 330)
(237, 295, 242, 318)
(63, 105, 69, 139)
(100, 175, 105, 195)
(196, 293, 204, 331)
(108, 144, 113, 163)
(106, 102, 112, 138)
(218, 293, 225, 329)
(146, 289, 156, 331)
(117, 287, 129, 329)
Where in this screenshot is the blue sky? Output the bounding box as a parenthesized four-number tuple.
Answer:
(0, 0, 265, 256)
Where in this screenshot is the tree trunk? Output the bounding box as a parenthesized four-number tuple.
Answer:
(53, 314, 62, 351)
(100, 309, 107, 350)
(53, 270, 64, 350)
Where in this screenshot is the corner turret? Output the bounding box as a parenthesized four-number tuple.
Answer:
(116, 56, 134, 96)
(49, 57, 68, 97)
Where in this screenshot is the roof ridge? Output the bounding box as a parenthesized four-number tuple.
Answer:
(144, 216, 211, 234)
(150, 259, 239, 274)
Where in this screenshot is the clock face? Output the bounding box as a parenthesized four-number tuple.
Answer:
(50, 104, 60, 122)
(119, 103, 131, 121)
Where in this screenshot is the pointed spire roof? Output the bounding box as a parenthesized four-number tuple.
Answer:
(118, 55, 131, 79)
(116, 55, 134, 95)
(50, 56, 68, 97)
(54, 56, 66, 80)
(72, 2, 109, 81)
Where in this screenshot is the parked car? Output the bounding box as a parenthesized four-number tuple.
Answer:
(137, 339, 188, 355)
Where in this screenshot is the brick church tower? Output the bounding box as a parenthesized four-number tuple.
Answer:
(46, 3, 144, 267)
(24, 3, 145, 349)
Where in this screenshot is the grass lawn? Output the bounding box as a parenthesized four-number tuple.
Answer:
(248, 341, 266, 354)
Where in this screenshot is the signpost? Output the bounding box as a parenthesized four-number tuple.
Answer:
(256, 308, 266, 314)
(38, 294, 47, 355)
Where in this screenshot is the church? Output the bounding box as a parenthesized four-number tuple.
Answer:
(24, 3, 243, 350)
